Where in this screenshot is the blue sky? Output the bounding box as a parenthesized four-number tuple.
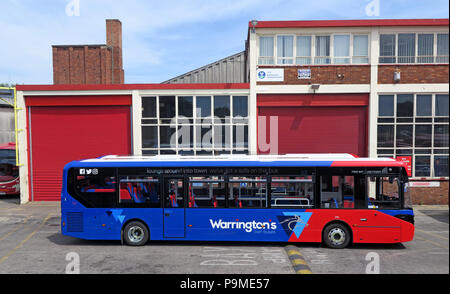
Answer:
(0, 0, 448, 85)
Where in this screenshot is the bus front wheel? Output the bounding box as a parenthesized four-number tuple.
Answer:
(123, 221, 149, 246)
(322, 223, 351, 249)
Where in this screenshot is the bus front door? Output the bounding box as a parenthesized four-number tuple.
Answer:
(163, 177, 185, 238)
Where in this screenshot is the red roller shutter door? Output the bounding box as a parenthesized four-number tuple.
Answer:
(258, 106, 367, 156)
(29, 106, 131, 201)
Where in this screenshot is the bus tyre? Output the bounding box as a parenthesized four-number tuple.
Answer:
(123, 221, 149, 246)
(323, 223, 351, 249)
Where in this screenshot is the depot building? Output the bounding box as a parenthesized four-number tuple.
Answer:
(15, 18, 449, 204)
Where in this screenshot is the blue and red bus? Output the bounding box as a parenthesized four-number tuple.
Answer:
(61, 154, 414, 248)
(0, 142, 19, 196)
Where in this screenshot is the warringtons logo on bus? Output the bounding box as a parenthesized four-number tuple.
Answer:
(209, 219, 277, 233)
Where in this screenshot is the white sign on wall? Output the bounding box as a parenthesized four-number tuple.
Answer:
(256, 68, 284, 82)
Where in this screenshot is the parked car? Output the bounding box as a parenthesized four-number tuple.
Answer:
(0, 142, 19, 195)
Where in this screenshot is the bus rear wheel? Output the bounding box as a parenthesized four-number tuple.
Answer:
(323, 223, 351, 249)
(123, 221, 149, 246)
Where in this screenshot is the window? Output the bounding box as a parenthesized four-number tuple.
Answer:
(141, 95, 249, 155)
(315, 36, 330, 64)
(418, 34, 434, 63)
(398, 33, 415, 63)
(277, 35, 294, 64)
(188, 176, 225, 208)
(367, 176, 401, 209)
(377, 93, 449, 178)
(353, 35, 369, 63)
(70, 168, 116, 208)
(259, 36, 274, 64)
(296, 36, 312, 64)
(258, 33, 368, 65)
(333, 35, 350, 64)
(119, 176, 160, 207)
(320, 176, 355, 208)
(380, 34, 396, 63)
(437, 34, 449, 63)
(229, 177, 267, 208)
(271, 176, 314, 208)
(380, 33, 449, 64)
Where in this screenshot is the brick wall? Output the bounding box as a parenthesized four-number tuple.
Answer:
(52, 19, 123, 84)
(378, 64, 449, 84)
(410, 181, 449, 205)
(256, 65, 370, 85)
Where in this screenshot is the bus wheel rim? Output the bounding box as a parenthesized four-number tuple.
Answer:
(128, 226, 144, 243)
(328, 228, 346, 245)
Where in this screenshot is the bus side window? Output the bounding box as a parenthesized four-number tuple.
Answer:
(188, 177, 225, 208)
(228, 177, 267, 208)
(72, 168, 117, 208)
(367, 176, 400, 209)
(320, 176, 355, 209)
(119, 176, 160, 208)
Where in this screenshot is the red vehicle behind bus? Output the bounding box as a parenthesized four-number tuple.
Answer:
(0, 142, 19, 196)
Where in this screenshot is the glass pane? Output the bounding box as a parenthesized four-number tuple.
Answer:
(353, 35, 368, 56)
(434, 125, 449, 147)
(189, 176, 226, 208)
(119, 176, 160, 207)
(233, 125, 248, 150)
(315, 36, 330, 64)
(160, 126, 175, 148)
(434, 156, 449, 177)
(437, 34, 449, 63)
(296, 36, 311, 59)
(178, 125, 193, 149)
(159, 96, 175, 118)
(196, 125, 212, 149)
(396, 125, 413, 147)
(397, 94, 414, 117)
(214, 96, 230, 121)
(142, 126, 158, 148)
(398, 33, 415, 63)
(379, 95, 394, 116)
(415, 156, 430, 177)
(142, 97, 156, 118)
(334, 35, 350, 64)
(232, 96, 248, 117)
(196, 96, 211, 118)
(229, 176, 267, 208)
(435, 94, 449, 116)
(415, 125, 432, 147)
(178, 96, 193, 118)
(416, 95, 432, 116)
(418, 34, 434, 63)
(379, 34, 395, 63)
(377, 125, 394, 147)
(260, 36, 274, 57)
(277, 36, 294, 57)
(213, 125, 230, 149)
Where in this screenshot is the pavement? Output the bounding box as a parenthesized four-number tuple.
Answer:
(0, 195, 448, 274)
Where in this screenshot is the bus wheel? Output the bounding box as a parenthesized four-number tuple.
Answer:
(123, 221, 149, 246)
(323, 223, 351, 249)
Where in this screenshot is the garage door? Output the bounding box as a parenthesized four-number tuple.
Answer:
(29, 106, 131, 201)
(258, 106, 367, 156)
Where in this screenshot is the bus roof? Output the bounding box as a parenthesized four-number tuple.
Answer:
(65, 154, 407, 169)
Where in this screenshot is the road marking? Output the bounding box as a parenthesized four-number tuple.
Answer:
(0, 213, 53, 265)
(416, 229, 449, 241)
(415, 236, 448, 250)
(285, 245, 312, 274)
(0, 216, 32, 242)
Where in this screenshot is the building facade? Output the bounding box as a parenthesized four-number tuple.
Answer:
(52, 19, 124, 85)
(15, 18, 449, 204)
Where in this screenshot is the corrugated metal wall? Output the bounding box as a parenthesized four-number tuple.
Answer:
(163, 51, 247, 84)
(0, 107, 14, 144)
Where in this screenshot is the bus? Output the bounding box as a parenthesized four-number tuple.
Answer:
(0, 142, 19, 196)
(61, 154, 414, 248)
